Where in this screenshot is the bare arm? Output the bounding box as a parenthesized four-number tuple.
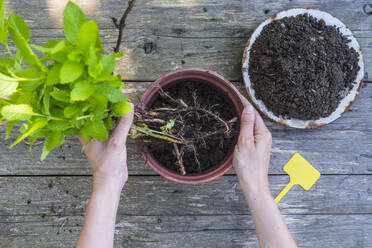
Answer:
(76, 110, 134, 248)
(233, 97, 297, 248)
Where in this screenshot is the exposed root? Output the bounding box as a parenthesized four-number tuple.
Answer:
(158, 87, 188, 108)
(173, 143, 186, 175)
(142, 118, 166, 125)
(191, 144, 201, 172)
(184, 107, 230, 134)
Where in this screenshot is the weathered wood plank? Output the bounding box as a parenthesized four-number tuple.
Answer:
(5, 0, 372, 36)
(2, 0, 372, 81)
(0, 176, 371, 216)
(0, 214, 371, 248)
(1, 82, 371, 176)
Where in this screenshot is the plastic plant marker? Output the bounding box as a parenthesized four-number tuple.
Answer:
(275, 153, 320, 203)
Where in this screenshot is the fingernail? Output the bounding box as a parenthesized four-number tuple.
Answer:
(243, 105, 254, 114)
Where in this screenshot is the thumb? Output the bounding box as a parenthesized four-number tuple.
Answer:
(238, 104, 255, 149)
(110, 105, 134, 147)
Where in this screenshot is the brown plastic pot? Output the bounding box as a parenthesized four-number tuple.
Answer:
(135, 68, 244, 184)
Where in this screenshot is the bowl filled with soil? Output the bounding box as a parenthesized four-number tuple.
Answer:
(134, 68, 243, 184)
(242, 8, 364, 128)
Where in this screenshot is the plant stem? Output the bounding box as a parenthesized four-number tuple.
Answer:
(5, 45, 15, 60)
(131, 125, 183, 144)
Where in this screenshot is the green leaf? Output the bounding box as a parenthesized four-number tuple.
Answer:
(63, 104, 81, 118)
(44, 40, 60, 48)
(60, 60, 84, 84)
(10, 118, 47, 148)
(42, 88, 51, 115)
(0, 71, 18, 82)
(100, 55, 116, 75)
(46, 63, 61, 86)
(0, 58, 14, 67)
(105, 116, 113, 130)
(161, 119, 175, 133)
(1, 104, 39, 120)
(88, 45, 102, 78)
(50, 40, 66, 54)
(31, 44, 52, 53)
(85, 117, 108, 141)
(7, 13, 30, 40)
(41, 131, 62, 160)
(9, 90, 32, 104)
(42, 40, 69, 63)
(16, 67, 43, 80)
(71, 80, 94, 101)
(0, 79, 18, 96)
(68, 50, 82, 62)
(111, 100, 133, 117)
(65, 127, 79, 136)
(16, 67, 44, 91)
(63, 1, 86, 44)
(8, 17, 46, 71)
(77, 20, 98, 53)
(0, 97, 9, 105)
(94, 82, 126, 103)
(0, 0, 7, 45)
(50, 89, 70, 103)
(5, 120, 18, 140)
(89, 93, 107, 116)
(95, 74, 120, 83)
(28, 128, 48, 138)
(47, 120, 70, 131)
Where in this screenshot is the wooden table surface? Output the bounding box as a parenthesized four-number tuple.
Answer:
(1, 0, 372, 247)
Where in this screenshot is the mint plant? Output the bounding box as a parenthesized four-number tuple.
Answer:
(0, 1, 133, 160)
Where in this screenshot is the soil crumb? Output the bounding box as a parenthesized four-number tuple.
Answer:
(249, 14, 360, 120)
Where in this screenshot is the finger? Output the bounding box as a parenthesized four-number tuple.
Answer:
(253, 109, 272, 149)
(110, 107, 134, 147)
(238, 93, 250, 107)
(238, 103, 255, 149)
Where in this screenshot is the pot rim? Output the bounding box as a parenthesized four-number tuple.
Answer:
(242, 8, 365, 129)
(135, 68, 244, 184)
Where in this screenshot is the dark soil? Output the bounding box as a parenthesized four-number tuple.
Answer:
(249, 14, 360, 120)
(143, 81, 238, 175)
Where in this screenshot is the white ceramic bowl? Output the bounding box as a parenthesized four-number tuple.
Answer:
(242, 8, 364, 129)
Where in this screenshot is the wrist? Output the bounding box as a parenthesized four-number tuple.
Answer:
(239, 177, 270, 197)
(92, 174, 125, 196)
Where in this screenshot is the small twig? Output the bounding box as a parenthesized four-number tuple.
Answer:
(113, 0, 137, 53)
(173, 143, 186, 175)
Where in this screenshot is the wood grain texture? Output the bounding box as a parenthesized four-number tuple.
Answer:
(1, 2, 371, 247)
(1, 82, 371, 176)
(0, 214, 371, 248)
(0, 176, 371, 216)
(2, 0, 372, 81)
(0, 175, 371, 247)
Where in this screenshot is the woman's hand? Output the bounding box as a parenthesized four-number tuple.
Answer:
(233, 96, 272, 195)
(78, 110, 134, 193)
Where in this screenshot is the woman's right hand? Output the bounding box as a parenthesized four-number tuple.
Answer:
(233, 96, 272, 195)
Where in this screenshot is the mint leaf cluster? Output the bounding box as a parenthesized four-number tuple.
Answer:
(0, 1, 132, 160)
